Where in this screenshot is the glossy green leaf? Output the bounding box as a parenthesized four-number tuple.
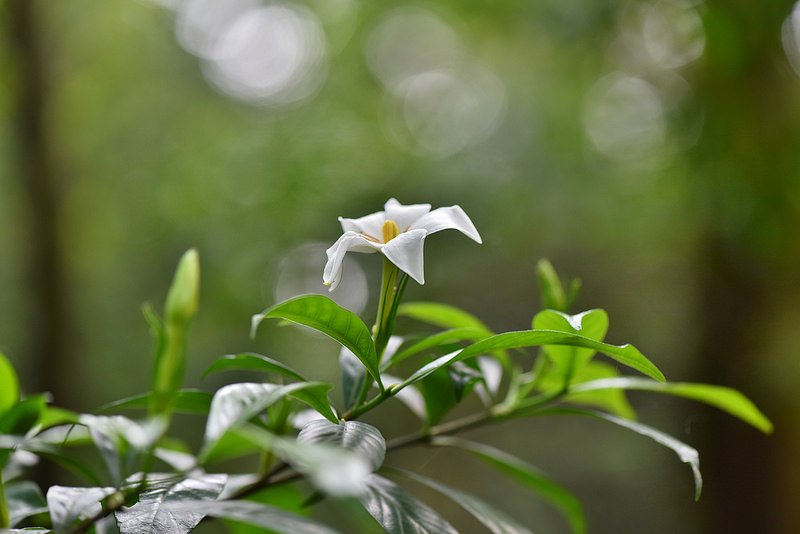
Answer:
(163, 500, 341, 534)
(0, 353, 19, 415)
(544, 407, 703, 500)
(432, 436, 586, 534)
(394, 468, 533, 534)
(570, 378, 772, 433)
(297, 419, 386, 472)
(6, 481, 47, 528)
(236, 425, 371, 497)
(45, 485, 117, 533)
(203, 353, 306, 382)
(397, 330, 664, 390)
(253, 295, 380, 386)
(397, 302, 490, 332)
(203, 382, 332, 446)
(358, 474, 458, 534)
(80, 415, 166, 484)
(287, 386, 338, 424)
(533, 309, 608, 384)
(115, 473, 226, 534)
(100, 390, 213, 416)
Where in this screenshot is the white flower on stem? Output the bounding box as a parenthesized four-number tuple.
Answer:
(323, 198, 482, 290)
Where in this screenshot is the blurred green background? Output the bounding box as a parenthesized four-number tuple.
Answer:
(1, 0, 798, 532)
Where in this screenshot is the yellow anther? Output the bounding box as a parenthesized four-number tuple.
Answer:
(382, 219, 399, 243)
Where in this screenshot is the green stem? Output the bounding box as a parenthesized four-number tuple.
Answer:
(373, 259, 400, 361)
(342, 388, 392, 421)
(0, 471, 9, 530)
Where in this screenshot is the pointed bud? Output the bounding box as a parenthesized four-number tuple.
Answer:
(165, 249, 200, 324)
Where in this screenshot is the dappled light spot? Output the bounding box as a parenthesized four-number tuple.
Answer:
(175, 0, 261, 60)
(201, 4, 328, 107)
(274, 242, 367, 315)
(640, 1, 705, 69)
(366, 7, 462, 93)
(386, 66, 505, 158)
(583, 73, 666, 160)
(782, 2, 800, 79)
(609, 1, 705, 72)
(366, 7, 505, 157)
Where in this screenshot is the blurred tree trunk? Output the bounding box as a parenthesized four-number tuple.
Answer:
(692, 1, 800, 532)
(6, 0, 71, 405)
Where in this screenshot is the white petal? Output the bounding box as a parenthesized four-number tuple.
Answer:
(380, 229, 427, 284)
(410, 205, 482, 243)
(384, 198, 431, 232)
(339, 211, 386, 241)
(324, 232, 381, 291)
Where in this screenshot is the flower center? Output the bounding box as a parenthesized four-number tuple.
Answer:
(382, 219, 399, 243)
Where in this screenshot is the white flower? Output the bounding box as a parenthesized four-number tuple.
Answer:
(323, 198, 482, 290)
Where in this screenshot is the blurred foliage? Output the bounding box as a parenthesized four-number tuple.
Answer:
(1, 0, 799, 532)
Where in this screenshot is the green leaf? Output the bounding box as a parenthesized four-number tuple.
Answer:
(393, 468, 533, 534)
(236, 425, 371, 497)
(253, 295, 380, 386)
(203, 353, 306, 382)
(570, 378, 773, 434)
(540, 361, 636, 420)
(224, 485, 308, 534)
(151, 249, 200, 417)
(100, 390, 213, 416)
(115, 473, 226, 534)
(45, 485, 117, 532)
(415, 365, 458, 426)
(297, 419, 385, 472)
(79, 415, 166, 484)
(340, 350, 366, 412)
(35, 407, 81, 431)
(202, 382, 334, 449)
(199, 431, 260, 466)
(287, 386, 338, 424)
(163, 500, 341, 534)
(533, 309, 609, 384)
(535, 260, 581, 312)
(536, 259, 566, 312)
(6, 481, 47, 528)
(432, 436, 585, 534)
(543, 407, 703, 500)
(397, 330, 664, 390)
(15, 438, 103, 486)
(384, 328, 488, 370)
(0, 353, 19, 415)
(358, 474, 457, 534)
(397, 302, 490, 332)
(0, 395, 48, 436)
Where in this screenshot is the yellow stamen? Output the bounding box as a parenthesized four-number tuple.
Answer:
(382, 219, 399, 243)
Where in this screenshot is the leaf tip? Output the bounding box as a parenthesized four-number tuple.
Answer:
(250, 314, 265, 339)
